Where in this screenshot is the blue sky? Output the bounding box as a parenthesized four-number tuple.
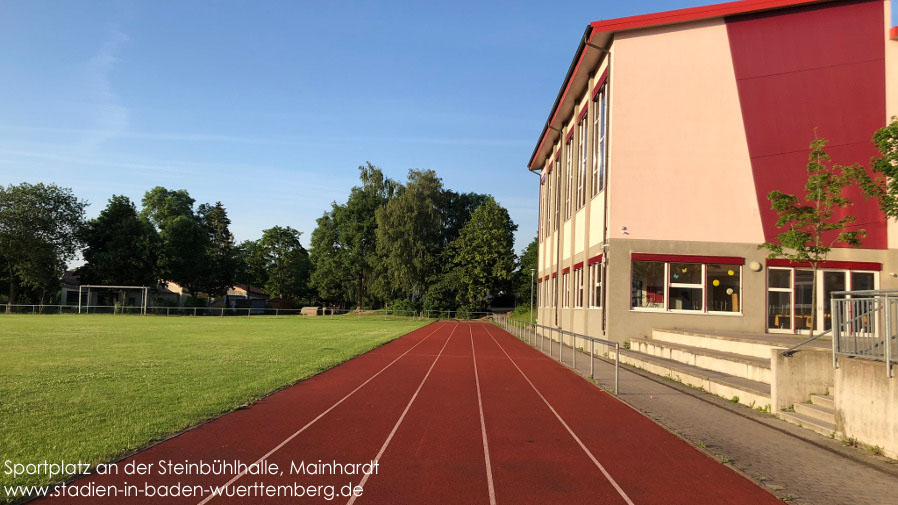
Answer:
(1, 1, 893, 258)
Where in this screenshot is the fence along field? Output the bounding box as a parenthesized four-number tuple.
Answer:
(0, 314, 429, 501)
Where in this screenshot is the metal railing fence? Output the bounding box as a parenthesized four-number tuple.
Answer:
(831, 289, 898, 378)
(493, 314, 620, 395)
(0, 304, 498, 321)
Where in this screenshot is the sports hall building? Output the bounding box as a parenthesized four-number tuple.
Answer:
(533, 0, 898, 342)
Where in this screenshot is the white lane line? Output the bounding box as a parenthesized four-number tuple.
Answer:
(197, 322, 447, 505)
(482, 324, 635, 505)
(470, 324, 498, 505)
(345, 322, 459, 505)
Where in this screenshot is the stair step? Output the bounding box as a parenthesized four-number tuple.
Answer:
(630, 337, 771, 384)
(616, 349, 770, 409)
(810, 393, 834, 410)
(794, 402, 835, 424)
(651, 329, 780, 359)
(778, 410, 836, 437)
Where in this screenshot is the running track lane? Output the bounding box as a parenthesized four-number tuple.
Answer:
(34, 321, 453, 505)
(479, 322, 782, 505)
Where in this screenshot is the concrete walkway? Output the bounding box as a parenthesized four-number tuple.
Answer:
(515, 329, 898, 505)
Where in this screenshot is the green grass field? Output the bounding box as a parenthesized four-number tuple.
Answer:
(0, 314, 429, 496)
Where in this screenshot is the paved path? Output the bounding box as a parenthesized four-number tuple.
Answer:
(517, 325, 898, 505)
(34, 321, 783, 505)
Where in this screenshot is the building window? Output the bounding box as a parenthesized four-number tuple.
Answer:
(565, 138, 573, 220)
(574, 268, 584, 308)
(588, 262, 602, 308)
(577, 115, 588, 209)
(552, 277, 558, 308)
(631, 256, 743, 313)
(767, 268, 793, 330)
(669, 262, 703, 311)
(631, 261, 666, 310)
(562, 272, 570, 308)
(592, 84, 608, 196)
(552, 159, 561, 230)
(707, 264, 741, 312)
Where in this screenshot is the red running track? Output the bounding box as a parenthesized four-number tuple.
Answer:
(34, 321, 781, 505)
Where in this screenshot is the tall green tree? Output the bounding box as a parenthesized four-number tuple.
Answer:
(311, 163, 396, 308)
(198, 201, 237, 298)
(374, 169, 444, 301)
(235, 239, 267, 293)
(759, 135, 865, 333)
(80, 195, 159, 290)
(257, 226, 311, 300)
(140, 187, 215, 298)
(515, 236, 539, 306)
(309, 212, 353, 305)
(447, 197, 517, 311)
(141, 187, 195, 229)
(0, 182, 86, 309)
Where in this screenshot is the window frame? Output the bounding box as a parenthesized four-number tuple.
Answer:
(577, 114, 588, 210)
(573, 267, 584, 308)
(564, 137, 573, 221)
(592, 84, 608, 197)
(630, 257, 744, 315)
(588, 262, 602, 309)
(562, 272, 570, 308)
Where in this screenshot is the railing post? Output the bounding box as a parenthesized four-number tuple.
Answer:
(572, 333, 577, 368)
(886, 295, 892, 378)
(615, 343, 620, 395)
(590, 339, 595, 379)
(832, 297, 840, 369)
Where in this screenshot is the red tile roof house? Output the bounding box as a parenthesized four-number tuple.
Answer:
(531, 0, 898, 453)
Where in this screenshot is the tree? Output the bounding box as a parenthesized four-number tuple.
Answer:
(309, 212, 353, 305)
(0, 182, 86, 309)
(198, 202, 237, 299)
(257, 226, 311, 301)
(848, 117, 898, 218)
(158, 215, 208, 296)
(311, 163, 396, 308)
(759, 135, 865, 333)
(515, 236, 539, 306)
(141, 187, 195, 229)
(235, 239, 267, 293)
(80, 195, 159, 292)
(374, 169, 444, 301)
(447, 197, 517, 311)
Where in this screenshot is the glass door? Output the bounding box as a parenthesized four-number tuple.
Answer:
(794, 270, 814, 334)
(767, 268, 792, 331)
(822, 271, 847, 331)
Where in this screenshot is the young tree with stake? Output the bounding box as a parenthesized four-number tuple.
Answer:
(760, 135, 865, 334)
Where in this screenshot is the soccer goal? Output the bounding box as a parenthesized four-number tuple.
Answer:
(78, 285, 150, 315)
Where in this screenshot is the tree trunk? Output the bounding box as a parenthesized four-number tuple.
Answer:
(7, 268, 16, 313)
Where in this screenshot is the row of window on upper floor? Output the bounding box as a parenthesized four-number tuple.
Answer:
(539, 81, 609, 243)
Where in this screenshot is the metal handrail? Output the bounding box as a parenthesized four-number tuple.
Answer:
(493, 314, 620, 395)
(781, 328, 832, 357)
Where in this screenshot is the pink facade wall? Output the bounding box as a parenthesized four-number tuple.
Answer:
(607, 19, 765, 244)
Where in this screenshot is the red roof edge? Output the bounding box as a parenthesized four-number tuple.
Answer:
(589, 0, 826, 35)
(890, 25, 898, 41)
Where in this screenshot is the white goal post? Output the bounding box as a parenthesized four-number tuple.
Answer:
(78, 285, 150, 315)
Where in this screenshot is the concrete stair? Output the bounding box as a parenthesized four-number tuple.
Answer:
(618, 329, 775, 410)
(778, 394, 837, 437)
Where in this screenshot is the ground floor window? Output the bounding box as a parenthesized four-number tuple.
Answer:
(631, 254, 743, 313)
(562, 272, 570, 308)
(766, 264, 878, 333)
(588, 262, 602, 308)
(573, 268, 584, 308)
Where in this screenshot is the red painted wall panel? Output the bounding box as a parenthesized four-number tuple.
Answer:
(725, 0, 887, 248)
